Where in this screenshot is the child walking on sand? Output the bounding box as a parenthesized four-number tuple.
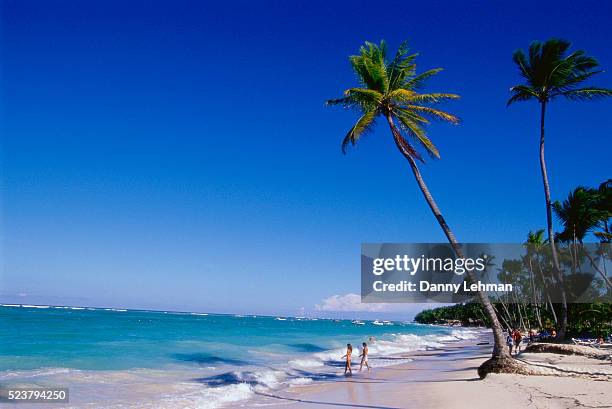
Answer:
(341, 344, 353, 376)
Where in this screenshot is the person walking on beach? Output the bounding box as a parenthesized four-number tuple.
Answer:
(341, 344, 353, 376)
(359, 342, 370, 371)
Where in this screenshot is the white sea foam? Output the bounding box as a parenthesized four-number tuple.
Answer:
(0, 367, 75, 380)
(167, 382, 254, 409)
(289, 358, 325, 368)
(21, 304, 50, 309)
(288, 377, 313, 386)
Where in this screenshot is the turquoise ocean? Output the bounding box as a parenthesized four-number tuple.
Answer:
(0, 304, 479, 408)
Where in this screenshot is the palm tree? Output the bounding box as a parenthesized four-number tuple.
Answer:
(553, 187, 602, 244)
(507, 38, 612, 338)
(327, 41, 517, 375)
(593, 180, 612, 243)
(553, 186, 612, 289)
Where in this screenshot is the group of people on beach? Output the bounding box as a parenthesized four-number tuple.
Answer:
(506, 327, 557, 355)
(341, 341, 371, 376)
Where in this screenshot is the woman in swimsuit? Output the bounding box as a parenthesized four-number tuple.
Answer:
(341, 343, 353, 375)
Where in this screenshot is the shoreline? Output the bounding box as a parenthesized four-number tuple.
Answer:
(248, 331, 612, 409)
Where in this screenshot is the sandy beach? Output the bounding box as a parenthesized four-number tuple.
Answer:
(251, 332, 612, 409)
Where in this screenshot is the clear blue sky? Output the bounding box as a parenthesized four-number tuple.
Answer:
(1, 0, 611, 317)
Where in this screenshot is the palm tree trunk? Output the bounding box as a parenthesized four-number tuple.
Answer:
(527, 258, 543, 328)
(539, 101, 568, 339)
(385, 114, 510, 359)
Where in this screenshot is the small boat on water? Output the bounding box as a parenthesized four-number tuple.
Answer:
(372, 320, 384, 326)
(275, 317, 287, 321)
(382, 320, 393, 325)
(352, 320, 365, 325)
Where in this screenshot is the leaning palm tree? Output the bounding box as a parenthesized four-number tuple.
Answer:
(508, 38, 612, 338)
(328, 41, 521, 376)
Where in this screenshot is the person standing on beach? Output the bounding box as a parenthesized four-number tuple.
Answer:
(506, 331, 513, 354)
(512, 329, 522, 355)
(359, 342, 370, 371)
(341, 344, 353, 375)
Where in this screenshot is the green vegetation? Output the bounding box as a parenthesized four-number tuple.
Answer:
(508, 39, 612, 338)
(415, 302, 612, 338)
(415, 181, 612, 338)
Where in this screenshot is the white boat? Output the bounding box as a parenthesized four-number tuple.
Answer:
(275, 317, 287, 321)
(382, 320, 394, 325)
(352, 320, 365, 325)
(372, 320, 384, 326)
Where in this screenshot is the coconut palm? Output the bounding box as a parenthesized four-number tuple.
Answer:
(553, 186, 612, 289)
(508, 38, 612, 338)
(553, 187, 602, 244)
(327, 40, 516, 375)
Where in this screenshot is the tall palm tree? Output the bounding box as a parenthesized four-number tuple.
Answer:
(327, 41, 514, 374)
(508, 38, 612, 338)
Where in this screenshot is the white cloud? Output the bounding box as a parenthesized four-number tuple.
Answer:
(315, 293, 391, 312)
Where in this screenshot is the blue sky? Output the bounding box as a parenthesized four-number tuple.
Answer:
(1, 0, 611, 318)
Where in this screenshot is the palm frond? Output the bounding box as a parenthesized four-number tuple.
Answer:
(507, 85, 539, 106)
(341, 110, 377, 153)
(349, 41, 389, 92)
(387, 41, 418, 91)
(395, 111, 440, 158)
(389, 89, 459, 105)
(561, 87, 612, 101)
(401, 68, 443, 90)
(512, 49, 532, 81)
(405, 105, 460, 124)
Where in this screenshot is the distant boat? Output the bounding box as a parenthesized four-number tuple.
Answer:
(352, 320, 365, 325)
(382, 320, 394, 326)
(372, 320, 384, 326)
(275, 317, 287, 321)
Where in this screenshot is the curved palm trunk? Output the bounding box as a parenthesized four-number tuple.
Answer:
(539, 101, 568, 339)
(385, 115, 510, 359)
